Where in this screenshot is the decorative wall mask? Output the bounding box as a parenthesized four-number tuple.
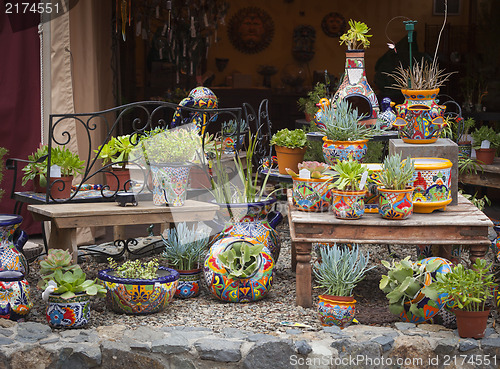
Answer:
(227, 7, 275, 54)
(321, 12, 346, 38)
(292, 25, 315, 62)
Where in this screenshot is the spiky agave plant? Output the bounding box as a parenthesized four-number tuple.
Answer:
(376, 153, 415, 190)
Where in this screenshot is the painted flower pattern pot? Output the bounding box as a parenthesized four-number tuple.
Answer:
(410, 158, 452, 213)
(393, 89, 446, 144)
(292, 176, 333, 212)
(150, 164, 191, 206)
(322, 137, 368, 165)
(318, 295, 356, 328)
(362, 163, 382, 213)
(175, 268, 202, 299)
(377, 187, 414, 220)
(331, 190, 366, 220)
(204, 237, 274, 303)
(0, 214, 29, 275)
(399, 257, 453, 324)
(98, 267, 179, 315)
(0, 270, 32, 321)
(46, 293, 90, 328)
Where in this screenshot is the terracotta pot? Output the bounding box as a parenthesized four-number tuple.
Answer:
(453, 308, 490, 339)
(49, 176, 73, 199)
(105, 169, 131, 192)
(274, 145, 306, 175)
(318, 295, 356, 328)
(189, 165, 211, 189)
(33, 175, 46, 193)
(475, 148, 496, 165)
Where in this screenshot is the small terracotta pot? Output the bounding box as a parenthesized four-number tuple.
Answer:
(453, 308, 490, 339)
(49, 176, 73, 199)
(475, 148, 496, 165)
(274, 145, 306, 175)
(105, 169, 131, 192)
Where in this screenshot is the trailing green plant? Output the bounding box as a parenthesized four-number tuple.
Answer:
(471, 125, 500, 149)
(297, 82, 327, 120)
(425, 258, 497, 312)
(376, 153, 415, 191)
(441, 117, 475, 143)
(320, 100, 376, 142)
(107, 258, 160, 280)
(458, 156, 483, 176)
(161, 222, 211, 270)
(313, 244, 374, 296)
(379, 256, 442, 318)
(217, 241, 264, 280)
(38, 249, 79, 288)
(270, 128, 307, 149)
(41, 267, 107, 300)
(339, 19, 372, 50)
(286, 161, 330, 179)
(94, 134, 135, 169)
(330, 155, 370, 191)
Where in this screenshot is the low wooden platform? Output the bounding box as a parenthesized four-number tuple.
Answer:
(28, 200, 219, 262)
(287, 189, 493, 308)
(459, 157, 500, 189)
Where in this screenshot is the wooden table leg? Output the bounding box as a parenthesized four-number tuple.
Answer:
(113, 225, 126, 241)
(469, 244, 489, 265)
(295, 241, 313, 308)
(48, 222, 78, 263)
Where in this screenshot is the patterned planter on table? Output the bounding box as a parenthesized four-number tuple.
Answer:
(150, 164, 191, 206)
(204, 236, 274, 303)
(331, 190, 366, 220)
(98, 267, 179, 314)
(318, 295, 356, 328)
(292, 176, 332, 213)
(46, 293, 90, 328)
(0, 270, 32, 321)
(377, 187, 414, 220)
(362, 164, 382, 213)
(322, 138, 368, 165)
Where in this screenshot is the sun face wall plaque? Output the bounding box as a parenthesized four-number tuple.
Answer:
(321, 12, 346, 38)
(227, 7, 275, 54)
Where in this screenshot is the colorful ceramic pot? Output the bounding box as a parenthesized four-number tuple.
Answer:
(292, 176, 333, 212)
(393, 88, 446, 144)
(98, 267, 179, 314)
(410, 158, 452, 213)
(171, 86, 218, 134)
(416, 244, 463, 265)
(0, 270, 32, 321)
(150, 163, 191, 206)
(214, 197, 276, 224)
(331, 190, 366, 220)
(458, 142, 472, 159)
(175, 268, 202, 299)
(318, 295, 356, 328)
(204, 237, 274, 303)
(46, 293, 90, 328)
(322, 137, 368, 165)
(362, 163, 382, 213)
(0, 214, 28, 275)
(399, 257, 453, 324)
(377, 187, 414, 220)
(274, 145, 307, 175)
(222, 134, 245, 155)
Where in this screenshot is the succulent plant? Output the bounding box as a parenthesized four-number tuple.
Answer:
(38, 249, 79, 288)
(270, 128, 307, 149)
(107, 258, 160, 280)
(330, 156, 370, 191)
(41, 267, 107, 300)
(286, 161, 329, 179)
(217, 241, 264, 280)
(376, 153, 415, 191)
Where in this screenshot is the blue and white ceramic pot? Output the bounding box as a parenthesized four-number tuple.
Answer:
(0, 270, 32, 321)
(46, 293, 90, 328)
(175, 268, 202, 299)
(150, 163, 191, 206)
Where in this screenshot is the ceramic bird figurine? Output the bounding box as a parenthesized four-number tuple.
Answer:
(314, 98, 330, 130)
(377, 97, 396, 129)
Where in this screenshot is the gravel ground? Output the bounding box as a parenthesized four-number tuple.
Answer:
(24, 216, 498, 333)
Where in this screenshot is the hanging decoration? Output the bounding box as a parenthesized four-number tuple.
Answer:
(292, 25, 315, 62)
(321, 12, 346, 38)
(227, 7, 274, 54)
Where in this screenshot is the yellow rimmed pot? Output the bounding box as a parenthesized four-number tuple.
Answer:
(318, 295, 357, 328)
(378, 186, 415, 220)
(409, 158, 452, 213)
(322, 137, 368, 165)
(292, 176, 333, 212)
(331, 189, 366, 220)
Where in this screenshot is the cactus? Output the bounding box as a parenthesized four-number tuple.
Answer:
(217, 241, 264, 280)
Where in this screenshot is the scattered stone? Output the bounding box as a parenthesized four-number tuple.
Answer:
(459, 339, 479, 352)
(243, 341, 295, 369)
(433, 337, 459, 355)
(222, 327, 251, 339)
(0, 319, 15, 328)
(285, 329, 302, 335)
(0, 328, 14, 337)
(0, 336, 14, 345)
(247, 333, 281, 343)
(370, 335, 394, 352)
(295, 340, 312, 355)
(39, 336, 60, 345)
(16, 322, 52, 342)
(323, 326, 342, 335)
(394, 322, 416, 331)
(151, 335, 189, 355)
(194, 338, 242, 362)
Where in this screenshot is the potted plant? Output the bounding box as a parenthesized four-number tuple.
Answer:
(441, 117, 476, 159)
(427, 258, 497, 338)
(297, 82, 327, 124)
(40, 257, 107, 328)
(286, 161, 333, 212)
(204, 236, 274, 303)
(319, 99, 376, 165)
(141, 127, 202, 206)
(161, 222, 211, 298)
(313, 244, 374, 328)
(339, 19, 372, 50)
(21, 145, 49, 192)
(98, 258, 179, 315)
(94, 134, 135, 191)
(329, 155, 369, 220)
(379, 256, 451, 324)
(270, 128, 307, 175)
(376, 153, 415, 220)
(471, 125, 500, 165)
(221, 119, 248, 155)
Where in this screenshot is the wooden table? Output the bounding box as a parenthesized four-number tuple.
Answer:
(287, 190, 493, 308)
(28, 200, 219, 262)
(459, 157, 500, 189)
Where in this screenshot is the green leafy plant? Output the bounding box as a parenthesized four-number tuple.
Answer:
(41, 267, 106, 300)
(141, 127, 202, 164)
(339, 19, 372, 50)
(38, 249, 79, 288)
(376, 153, 415, 191)
(286, 161, 329, 179)
(217, 241, 264, 280)
(297, 82, 327, 121)
(222, 119, 248, 136)
(313, 244, 374, 296)
(441, 117, 475, 143)
(379, 256, 442, 318)
(330, 156, 369, 191)
(107, 258, 161, 280)
(21, 145, 49, 186)
(426, 258, 497, 312)
(270, 128, 307, 149)
(320, 100, 376, 142)
(161, 222, 211, 270)
(94, 134, 135, 169)
(459, 190, 490, 211)
(471, 125, 500, 149)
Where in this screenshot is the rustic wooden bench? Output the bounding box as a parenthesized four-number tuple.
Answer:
(287, 189, 494, 308)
